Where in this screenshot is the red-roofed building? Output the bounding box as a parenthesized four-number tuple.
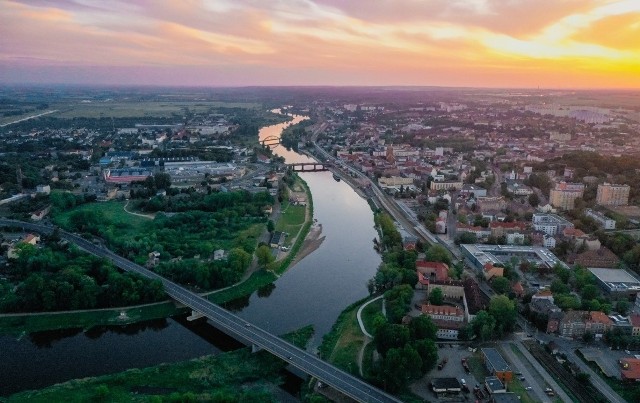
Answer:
(421, 304, 464, 322)
(483, 263, 504, 281)
(620, 358, 640, 381)
(490, 221, 528, 237)
(416, 261, 449, 282)
(512, 282, 525, 298)
(586, 311, 613, 336)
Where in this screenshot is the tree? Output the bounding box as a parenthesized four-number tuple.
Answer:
(580, 284, 599, 301)
(153, 172, 172, 190)
(492, 277, 510, 294)
(467, 310, 496, 341)
(409, 315, 437, 341)
(429, 287, 444, 305)
(412, 338, 438, 373)
(266, 220, 275, 233)
(489, 295, 517, 335)
(425, 244, 451, 265)
(375, 323, 410, 356)
(615, 300, 630, 315)
(528, 192, 540, 207)
(256, 245, 274, 266)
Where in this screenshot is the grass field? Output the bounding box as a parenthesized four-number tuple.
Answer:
(53, 200, 148, 234)
(208, 270, 277, 305)
(50, 101, 261, 119)
(361, 299, 383, 336)
(275, 202, 306, 245)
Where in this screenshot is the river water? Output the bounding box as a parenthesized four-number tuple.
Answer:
(0, 111, 380, 396)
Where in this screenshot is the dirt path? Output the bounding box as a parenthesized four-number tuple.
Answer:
(123, 200, 155, 219)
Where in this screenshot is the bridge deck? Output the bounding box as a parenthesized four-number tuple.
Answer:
(0, 219, 401, 403)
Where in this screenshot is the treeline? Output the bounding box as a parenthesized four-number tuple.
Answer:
(280, 119, 315, 151)
(0, 242, 165, 313)
(136, 189, 273, 215)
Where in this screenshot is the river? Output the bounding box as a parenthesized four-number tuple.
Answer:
(0, 110, 381, 396)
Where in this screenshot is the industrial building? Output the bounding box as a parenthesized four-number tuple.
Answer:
(481, 348, 512, 383)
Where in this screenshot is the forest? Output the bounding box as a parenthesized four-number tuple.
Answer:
(0, 239, 165, 313)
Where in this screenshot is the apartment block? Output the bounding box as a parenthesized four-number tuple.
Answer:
(585, 209, 616, 230)
(596, 183, 630, 206)
(549, 181, 584, 210)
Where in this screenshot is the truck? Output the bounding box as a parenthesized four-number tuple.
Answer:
(461, 358, 470, 373)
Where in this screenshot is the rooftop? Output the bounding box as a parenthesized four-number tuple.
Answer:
(482, 348, 511, 372)
(588, 268, 640, 292)
(461, 244, 565, 269)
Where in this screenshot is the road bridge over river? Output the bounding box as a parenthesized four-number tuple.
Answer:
(0, 219, 400, 403)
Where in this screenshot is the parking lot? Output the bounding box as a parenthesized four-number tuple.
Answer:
(411, 344, 479, 401)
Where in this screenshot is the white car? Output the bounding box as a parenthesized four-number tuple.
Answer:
(460, 378, 466, 385)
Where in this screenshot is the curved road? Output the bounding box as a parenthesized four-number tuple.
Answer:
(1, 219, 401, 403)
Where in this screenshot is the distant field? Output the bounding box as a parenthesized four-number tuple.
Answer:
(48, 100, 261, 118)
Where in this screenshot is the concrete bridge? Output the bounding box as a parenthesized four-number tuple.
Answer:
(288, 162, 331, 172)
(0, 219, 400, 403)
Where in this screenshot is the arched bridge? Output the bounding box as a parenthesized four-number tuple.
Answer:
(288, 162, 331, 172)
(0, 219, 400, 403)
(260, 136, 281, 146)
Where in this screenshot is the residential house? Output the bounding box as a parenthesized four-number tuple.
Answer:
(620, 358, 640, 381)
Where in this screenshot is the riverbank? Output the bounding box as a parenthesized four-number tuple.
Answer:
(4, 325, 314, 402)
(0, 173, 317, 335)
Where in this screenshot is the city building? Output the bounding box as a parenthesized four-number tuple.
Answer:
(549, 181, 585, 210)
(620, 358, 640, 381)
(461, 244, 566, 271)
(559, 311, 587, 338)
(585, 209, 616, 230)
(481, 348, 513, 382)
(430, 180, 463, 191)
(427, 280, 465, 300)
(596, 183, 630, 206)
(431, 378, 461, 394)
(485, 377, 506, 395)
(103, 168, 152, 184)
(588, 268, 640, 298)
(532, 213, 574, 236)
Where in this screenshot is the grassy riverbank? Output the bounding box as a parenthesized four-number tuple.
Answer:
(4, 325, 314, 403)
(0, 174, 314, 335)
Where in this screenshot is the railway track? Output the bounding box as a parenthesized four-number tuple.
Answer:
(525, 342, 608, 403)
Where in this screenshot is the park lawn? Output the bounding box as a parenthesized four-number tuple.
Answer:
(361, 299, 383, 336)
(53, 200, 148, 234)
(0, 302, 180, 335)
(275, 203, 305, 244)
(322, 302, 367, 376)
(6, 326, 314, 403)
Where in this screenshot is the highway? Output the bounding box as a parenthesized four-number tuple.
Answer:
(0, 219, 401, 403)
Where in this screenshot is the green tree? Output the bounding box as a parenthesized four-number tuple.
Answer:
(492, 277, 510, 294)
(412, 338, 438, 372)
(375, 323, 410, 356)
(489, 295, 517, 335)
(467, 310, 496, 341)
(255, 245, 274, 266)
(615, 300, 630, 315)
(425, 244, 451, 265)
(409, 315, 437, 341)
(429, 287, 444, 305)
(266, 219, 275, 233)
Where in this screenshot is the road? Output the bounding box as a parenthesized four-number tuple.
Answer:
(0, 219, 401, 403)
(500, 342, 552, 403)
(0, 110, 58, 127)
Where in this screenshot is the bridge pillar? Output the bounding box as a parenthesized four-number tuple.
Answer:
(187, 310, 205, 321)
(251, 344, 262, 353)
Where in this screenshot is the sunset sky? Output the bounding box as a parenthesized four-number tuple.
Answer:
(1, 0, 639, 88)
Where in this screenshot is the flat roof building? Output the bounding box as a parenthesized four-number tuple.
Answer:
(585, 209, 616, 230)
(481, 348, 512, 382)
(461, 244, 566, 271)
(431, 377, 461, 394)
(588, 268, 640, 298)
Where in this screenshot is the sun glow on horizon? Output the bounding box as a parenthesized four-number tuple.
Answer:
(1, 0, 639, 88)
